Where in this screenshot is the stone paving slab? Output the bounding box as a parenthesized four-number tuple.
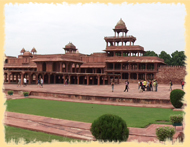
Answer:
(4, 83, 184, 100)
(4, 112, 183, 143)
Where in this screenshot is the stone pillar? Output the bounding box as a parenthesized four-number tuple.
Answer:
(4, 73, 7, 83)
(16, 74, 18, 83)
(8, 73, 11, 84)
(63, 76, 65, 84)
(75, 64, 77, 73)
(108, 76, 110, 85)
(98, 76, 100, 85)
(114, 51, 116, 56)
(77, 75, 80, 84)
(117, 76, 119, 84)
(60, 62, 62, 72)
(85, 69, 87, 73)
(68, 75, 71, 84)
(28, 74, 31, 84)
(79, 65, 81, 73)
(87, 75, 89, 85)
(21, 73, 24, 85)
(128, 63, 131, 70)
(65, 63, 68, 72)
(103, 77, 105, 85)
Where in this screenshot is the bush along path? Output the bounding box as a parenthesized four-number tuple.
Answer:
(4, 112, 184, 143)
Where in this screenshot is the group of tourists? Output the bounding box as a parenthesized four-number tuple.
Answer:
(169, 80, 185, 91)
(17, 77, 43, 87)
(37, 78, 44, 88)
(138, 79, 158, 92)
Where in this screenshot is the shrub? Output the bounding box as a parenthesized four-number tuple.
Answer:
(156, 127, 176, 141)
(170, 115, 183, 124)
(90, 114, 129, 142)
(23, 92, 29, 97)
(170, 89, 185, 108)
(8, 91, 13, 95)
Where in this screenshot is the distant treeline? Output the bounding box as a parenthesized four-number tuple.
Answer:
(144, 50, 186, 66)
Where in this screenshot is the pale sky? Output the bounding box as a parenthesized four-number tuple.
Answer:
(4, 2, 186, 57)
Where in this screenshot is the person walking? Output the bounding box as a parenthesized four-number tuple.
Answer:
(150, 80, 153, 91)
(111, 80, 114, 92)
(23, 77, 27, 87)
(138, 80, 140, 89)
(169, 80, 173, 91)
(181, 80, 185, 89)
(17, 77, 21, 87)
(147, 81, 150, 91)
(37, 78, 40, 87)
(40, 78, 43, 88)
(155, 80, 158, 92)
(124, 80, 129, 92)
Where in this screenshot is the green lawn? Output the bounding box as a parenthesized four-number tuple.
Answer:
(5, 126, 82, 144)
(6, 98, 184, 128)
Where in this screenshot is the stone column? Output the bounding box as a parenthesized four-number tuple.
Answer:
(60, 62, 62, 72)
(128, 73, 130, 80)
(117, 76, 119, 84)
(79, 65, 81, 73)
(103, 77, 105, 85)
(87, 75, 89, 85)
(8, 73, 11, 84)
(108, 76, 110, 85)
(21, 73, 24, 85)
(77, 75, 80, 84)
(4, 73, 7, 83)
(16, 74, 18, 83)
(154, 63, 158, 71)
(63, 76, 65, 84)
(98, 76, 100, 85)
(28, 73, 31, 84)
(68, 75, 71, 84)
(75, 64, 77, 73)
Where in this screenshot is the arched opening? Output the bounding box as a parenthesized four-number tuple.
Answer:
(42, 62, 46, 72)
(44, 74, 48, 84)
(31, 73, 36, 84)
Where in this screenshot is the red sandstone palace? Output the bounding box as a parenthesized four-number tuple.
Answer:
(4, 19, 172, 85)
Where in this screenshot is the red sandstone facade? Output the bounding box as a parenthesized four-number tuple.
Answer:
(4, 19, 184, 85)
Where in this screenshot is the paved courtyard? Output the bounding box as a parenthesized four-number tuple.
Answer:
(4, 83, 184, 100)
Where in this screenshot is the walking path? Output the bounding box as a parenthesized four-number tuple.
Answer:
(4, 112, 183, 143)
(4, 83, 184, 100)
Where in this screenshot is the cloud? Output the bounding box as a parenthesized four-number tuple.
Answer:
(4, 3, 186, 56)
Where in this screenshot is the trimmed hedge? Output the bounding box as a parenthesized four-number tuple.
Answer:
(90, 114, 129, 142)
(156, 127, 175, 141)
(170, 89, 185, 108)
(8, 91, 13, 95)
(23, 92, 29, 97)
(170, 115, 183, 124)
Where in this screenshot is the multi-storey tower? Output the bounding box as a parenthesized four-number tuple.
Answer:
(104, 19, 165, 82)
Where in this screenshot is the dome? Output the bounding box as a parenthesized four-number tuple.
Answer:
(65, 42, 76, 49)
(20, 48, 26, 53)
(115, 18, 127, 29)
(31, 47, 37, 53)
(23, 51, 32, 56)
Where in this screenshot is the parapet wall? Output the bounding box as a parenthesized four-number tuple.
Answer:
(156, 66, 186, 84)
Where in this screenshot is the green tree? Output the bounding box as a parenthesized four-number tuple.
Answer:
(158, 51, 172, 65)
(144, 51, 158, 57)
(171, 51, 186, 66)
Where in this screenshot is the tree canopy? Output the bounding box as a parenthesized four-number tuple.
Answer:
(159, 51, 172, 65)
(144, 51, 158, 57)
(143, 50, 186, 66)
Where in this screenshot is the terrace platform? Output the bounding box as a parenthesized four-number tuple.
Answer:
(4, 83, 184, 108)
